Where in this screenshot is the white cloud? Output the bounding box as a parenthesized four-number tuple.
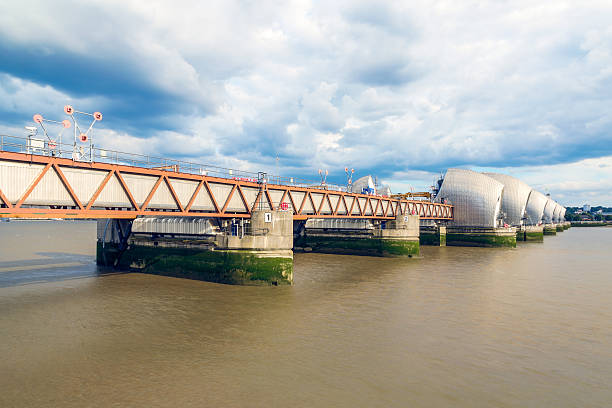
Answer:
(1, 1, 612, 204)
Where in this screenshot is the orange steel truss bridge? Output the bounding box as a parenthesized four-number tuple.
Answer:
(0, 135, 453, 221)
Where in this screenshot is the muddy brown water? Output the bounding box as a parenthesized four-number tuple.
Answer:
(1, 221, 611, 407)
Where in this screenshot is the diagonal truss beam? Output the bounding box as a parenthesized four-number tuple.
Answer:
(0, 188, 12, 208)
(0, 151, 453, 220)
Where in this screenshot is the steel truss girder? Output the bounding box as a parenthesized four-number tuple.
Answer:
(0, 151, 453, 220)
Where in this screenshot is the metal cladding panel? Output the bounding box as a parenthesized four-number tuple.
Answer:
(147, 179, 178, 209)
(543, 198, 555, 223)
(93, 174, 132, 207)
(311, 193, 324, 212)
(241, 186, 260, 210)
(122, 173, 158, 207)
(305, 218, 373, 230)
(560, 207, 566, 221)
(525, 190, 547, 225)
(268, 189, 285, 208)
(132, 217, 217, 235)
(553, 202, 562, 223)
(328, 195, 340, 213)
(290, 191, 306, 211)
(190, 186, 215, 211)
(167, 178, 199, 208)
(484, 173, 532, 226)
(0, 161, 45, 203)
(61, 167, 109, 206)
(24, 166, 75, 206)
(434, 169, 503, 227)
(336, 197, 348, 214)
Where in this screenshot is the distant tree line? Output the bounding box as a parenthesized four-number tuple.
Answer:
(565, 206, 612, 221)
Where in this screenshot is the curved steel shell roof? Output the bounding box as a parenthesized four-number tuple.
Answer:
(553, 202, 562, 223)
(525, 190, 547, 225)
(434, 169, 503, 227)
(560, 207, 567, 221)
(543, 197, 556, 224)
(484, 173, 532, 226)
(352, 175, 375, 193)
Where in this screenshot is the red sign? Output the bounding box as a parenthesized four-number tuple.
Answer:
(280, 202, 289, 210)
(79, 133, 88, 142)
(48, 141, 57, 149)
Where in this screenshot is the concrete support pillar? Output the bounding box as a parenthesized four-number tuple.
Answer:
(420, 225, 447, 246)
(96, 219, 134, 267)
(295, 215, 420, 257)
(556, 223, 564, 232)
(543, 224, 557, 235)
(525, 225, 544, 242)
(446, 226, 517, 247)
(515, 225, 527, 241)
(96, 211, 294, 286)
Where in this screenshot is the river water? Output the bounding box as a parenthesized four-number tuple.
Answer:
(1, 221, 611, 407)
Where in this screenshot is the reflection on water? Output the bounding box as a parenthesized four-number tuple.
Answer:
(1, 221, 612, 407)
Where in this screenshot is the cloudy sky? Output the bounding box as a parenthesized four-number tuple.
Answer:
(1, 1, 611, 205)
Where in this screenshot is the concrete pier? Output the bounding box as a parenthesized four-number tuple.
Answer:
(445, 227, 517, 247)
(420, 225, 447, 246)
(516, 225, 526, 241)
(556, 224, 564, 232)
(97, 210, 294, 286)
(525, 225, 544, 241)
(295, 215, 420, 257)
(543, 224, 557, 235)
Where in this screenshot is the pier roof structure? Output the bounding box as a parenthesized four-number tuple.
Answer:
(434, 169, 503, 227)
(484, 173, 532, 226)
(543, 197, 556, 224)
(553, 202, 562, 223)
(525, 190, 547, 226)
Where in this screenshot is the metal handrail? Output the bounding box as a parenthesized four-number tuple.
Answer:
(0, 133, 360, 193)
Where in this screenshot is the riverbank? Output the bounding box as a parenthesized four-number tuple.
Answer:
(570, 221, 612, 227)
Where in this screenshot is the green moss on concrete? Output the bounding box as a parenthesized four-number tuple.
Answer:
(295, 235, 419, 257)
(556, 225, 564, 232)
(420, 232, 446, 246)
(516, 230, 526, 241)
(97, 242, 292, 286)
(525, 231, 544, 242)
(446, 233, 516, 248)
(380, 239, 420, 257)
(543, 228, 557, 235)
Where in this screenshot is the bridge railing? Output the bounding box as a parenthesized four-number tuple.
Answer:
(0, 133, 356, 194)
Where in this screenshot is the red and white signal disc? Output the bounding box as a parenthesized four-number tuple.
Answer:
(33, 114, 43, 123)
(64, 105, 73, 115)
(79, 133, 88, 142)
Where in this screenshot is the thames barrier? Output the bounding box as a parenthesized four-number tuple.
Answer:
(0, 110, 569, 285)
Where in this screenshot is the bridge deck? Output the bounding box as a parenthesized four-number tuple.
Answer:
(0, 151, 453, 221)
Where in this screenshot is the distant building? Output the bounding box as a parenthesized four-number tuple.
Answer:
(583, 204, 591, 212)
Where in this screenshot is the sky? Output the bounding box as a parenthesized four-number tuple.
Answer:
(1, 1, 611, 206)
